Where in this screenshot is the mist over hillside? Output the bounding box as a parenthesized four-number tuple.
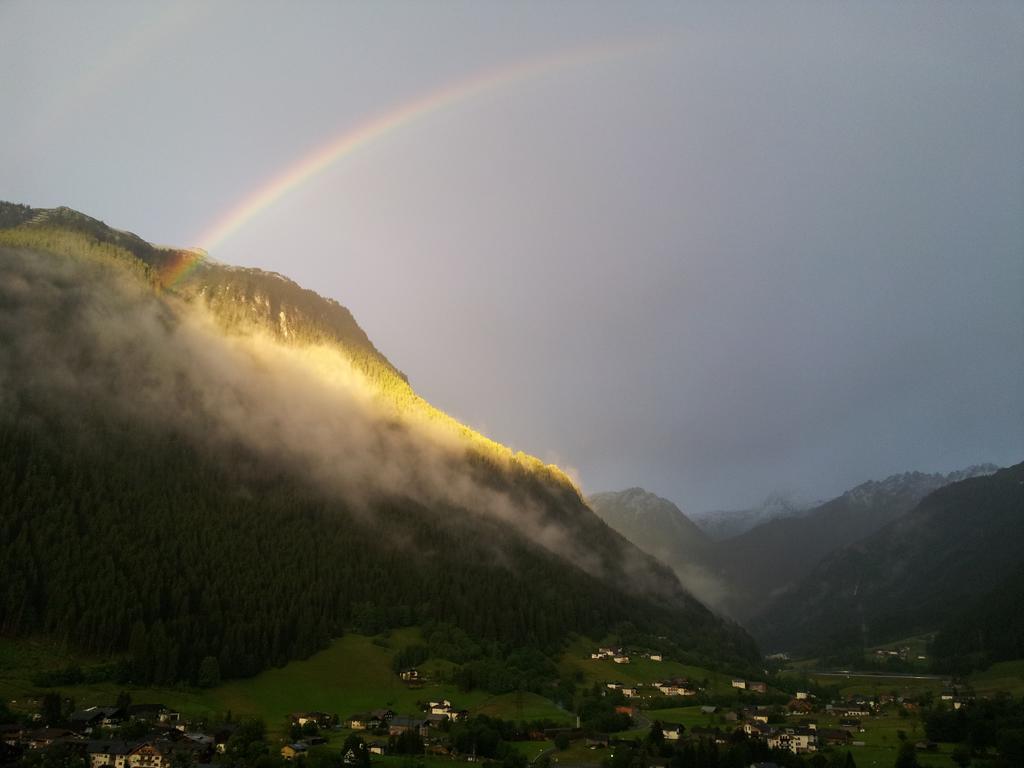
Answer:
(587, 488, 728, 609)
(593, 464, 1003, 623)
(0, 203, 757, 684)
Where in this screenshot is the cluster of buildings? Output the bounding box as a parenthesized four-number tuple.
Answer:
(0, 704, 232, 768)
(603, 678, 702, 699)
(872, 646, 927, 662)
(589, 648, 664, 665)
(277, 700, 471, 760)
(729, 679, 767, 693)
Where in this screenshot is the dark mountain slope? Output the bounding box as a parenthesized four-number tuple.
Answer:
(749, 463, 1024, 656)
(0, 203, 757, 685)
(929, 562, 1024, 673)
(710, 467, 997, 619)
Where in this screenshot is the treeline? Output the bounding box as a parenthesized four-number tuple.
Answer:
(924, 694, 1024, 766)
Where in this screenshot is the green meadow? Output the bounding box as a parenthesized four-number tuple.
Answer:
(559, 638, 738, 697)
(1, 632, 488, 736)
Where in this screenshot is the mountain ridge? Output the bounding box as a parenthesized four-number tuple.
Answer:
(0, 201, 758, 686)
(749, 462, 1024, 657)
(586, 488, 728, 610)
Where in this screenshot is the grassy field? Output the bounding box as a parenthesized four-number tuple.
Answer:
(803, 672, 949, 700)
(507, 739, 556, 762)
(863, 634, 934, 671)
(208, 631, 496, 734)
(548, 740, 607, 766)
(809, 710, 957, 768)
(473, 692, 572, 725)
(968, 659, 1024, 695)
(0, 636, 220, 719)
(642, 705, 724, 729)
(1, 631, 506, 736)
(559, 638, 741, 698)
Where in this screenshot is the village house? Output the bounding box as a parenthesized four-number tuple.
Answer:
(0, 724, 23, 747)
(88, 741, 133, 768)
(613, 656, 630, 664)
(290, 712, 332, 729)
(71, 708, 123, 733)
(649, 654, 663, 662)
(427, 700, 453, 716)
(346, 715, 370, 731)
(399, 669, 419, 682)
(183, 734, 214, 751)
(660, 723, 685, 741)
(127, 742, 166, 768)
(819, 729, 853, 747)
(787, 698, 813, 714)
(280, 743, 308, 761)
(655, 679, 696, 697)
(367, 741, 387, 756)
(88, 741, 193, 768)
(26, 730, 80, 751)
(125, 705, 166, 724)
(829, 705, 870, 718)
(731, 679, 747, 690)
(742, 722, 765, 738)
(621, 687, 639, 698)
(742, 707, 769, 724)
(748, 681, 767, 694)
(424, 713, 448, 729)
(212, 725, 238, 754)
(766, 727, 817, 754)
(388, 716, 429, 738)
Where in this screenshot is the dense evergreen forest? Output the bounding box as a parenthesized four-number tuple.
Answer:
(929, 563, 1024, 673)
(0, 204, 757, 689)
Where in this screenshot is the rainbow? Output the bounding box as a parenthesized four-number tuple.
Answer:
(185, 35, 661, 277)
(159, 247, 209, 288)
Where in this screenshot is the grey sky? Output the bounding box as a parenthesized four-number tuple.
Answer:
(2, 1, 1022, 512)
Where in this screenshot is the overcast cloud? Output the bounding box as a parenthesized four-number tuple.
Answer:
(2, 1, 1021, 512)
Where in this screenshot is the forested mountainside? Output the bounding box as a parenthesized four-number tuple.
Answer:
(587, 489, 728, 610)
(0, 203, 757, 687)
(709, 466, 998, 620)
(929, 562, 1024, 673)
(749, 463, 1024, 658)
